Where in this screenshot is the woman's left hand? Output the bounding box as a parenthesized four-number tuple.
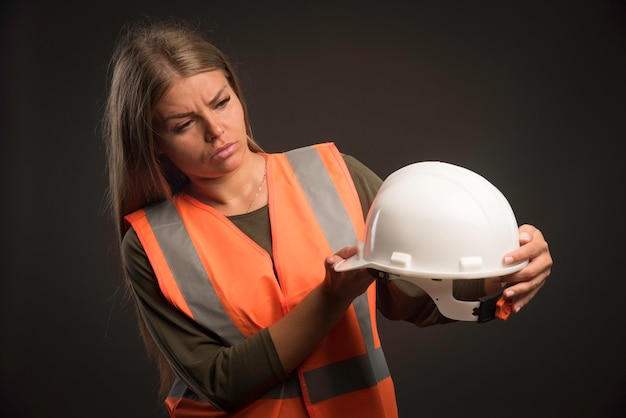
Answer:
(492, 224, 553, 314)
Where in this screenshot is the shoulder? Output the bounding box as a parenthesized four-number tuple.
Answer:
(341, 154, 382, 184)
(121, 226, 151, 278)
(340, 152, 383, 214)
(121, 226, 144, 262)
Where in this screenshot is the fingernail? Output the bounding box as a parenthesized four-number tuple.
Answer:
(519, 232, 530, 241)
(505, 289, 514, 298)
(504, 256, 514, 265)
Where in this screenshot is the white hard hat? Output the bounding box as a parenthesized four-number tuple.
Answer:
(335, 161, 527, 322)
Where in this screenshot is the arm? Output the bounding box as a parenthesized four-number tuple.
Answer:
(124, 226, 375, 408)
(269, 246, 375, 373)
(121, 155, 380, 410)
(122, 228, 288, 412)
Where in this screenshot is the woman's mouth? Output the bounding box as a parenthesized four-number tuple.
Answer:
(211, 142, 238, 161)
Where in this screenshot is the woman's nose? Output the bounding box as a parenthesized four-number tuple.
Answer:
(204, 118, 224, 141)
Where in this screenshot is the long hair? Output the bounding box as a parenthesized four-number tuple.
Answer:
(101, 17, 262, 401)
(103, 16, 262, 240)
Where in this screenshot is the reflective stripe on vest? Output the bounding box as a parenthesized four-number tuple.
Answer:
(127, 143, 395, 416)
(284, 146, 357, 252)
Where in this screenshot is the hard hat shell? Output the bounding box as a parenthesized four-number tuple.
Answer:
(336, 161, 527, 278)
(334, 161, 528, 321)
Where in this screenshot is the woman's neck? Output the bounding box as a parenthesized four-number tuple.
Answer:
(187, 152, 267, 216)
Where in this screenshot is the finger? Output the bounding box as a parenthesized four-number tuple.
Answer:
(503, 254, 550, 290)
(325, 254, 344, 268)
(518, 224, 536, 244)
(502, 264, 549, 310)
(503, 227, 548, 266)
(507, 279, 546, 313)
(334, 246, 358, 259)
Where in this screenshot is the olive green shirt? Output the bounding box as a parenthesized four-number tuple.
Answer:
(122, 154, 485, 413)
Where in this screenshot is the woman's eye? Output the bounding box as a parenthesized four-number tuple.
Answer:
(216, 96, 231, 109)
(174, 120, 192, 133)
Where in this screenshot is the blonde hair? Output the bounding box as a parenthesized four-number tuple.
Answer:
(101, 17, 262, 401)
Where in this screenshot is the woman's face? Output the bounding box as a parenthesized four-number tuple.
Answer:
(152, 70, 249, 180)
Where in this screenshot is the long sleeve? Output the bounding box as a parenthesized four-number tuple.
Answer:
(122, 227, 289, 412)
(121, 152, 485, 413)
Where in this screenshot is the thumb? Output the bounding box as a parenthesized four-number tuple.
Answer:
(326, 254, 342, 267)
(334, 246, 359, 260)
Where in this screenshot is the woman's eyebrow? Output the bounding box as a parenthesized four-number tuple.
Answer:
(163, 111, 193, 122)
(162, 85, 228, 122)
(208, 85, 228, 106)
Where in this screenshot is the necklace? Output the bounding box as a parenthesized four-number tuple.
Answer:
(247, 157, 267, 213)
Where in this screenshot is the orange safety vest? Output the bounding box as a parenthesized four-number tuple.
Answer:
(125, 143, 398, 418)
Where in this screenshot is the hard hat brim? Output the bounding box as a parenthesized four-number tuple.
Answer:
(334, 256, 528, 279)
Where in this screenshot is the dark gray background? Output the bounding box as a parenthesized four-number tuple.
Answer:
(1, 1, 624, 417)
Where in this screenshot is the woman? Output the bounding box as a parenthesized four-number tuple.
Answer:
(102, 17, 552, 418)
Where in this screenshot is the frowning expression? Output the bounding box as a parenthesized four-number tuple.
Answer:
(152, 70, 249, 180)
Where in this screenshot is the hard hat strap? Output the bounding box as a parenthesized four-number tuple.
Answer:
(371, 269, 513, 323)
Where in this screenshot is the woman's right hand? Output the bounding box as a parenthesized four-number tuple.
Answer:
(269, 246, 375, 373)
(322, 246, 375, 304)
